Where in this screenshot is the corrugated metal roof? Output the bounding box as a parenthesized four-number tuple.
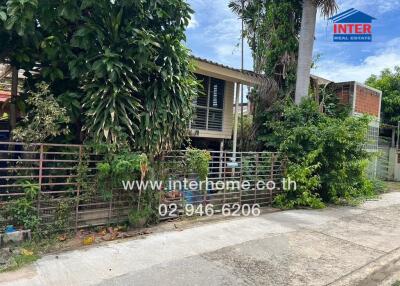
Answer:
(192, 56, 333, 85)
(191, 56, 264, 78)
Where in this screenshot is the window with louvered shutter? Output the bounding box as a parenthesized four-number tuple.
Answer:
(191, 74, 225, 132)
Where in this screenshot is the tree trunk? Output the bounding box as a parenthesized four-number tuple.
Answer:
(295, 0, 317, 105)
(9, 66, 18, 130)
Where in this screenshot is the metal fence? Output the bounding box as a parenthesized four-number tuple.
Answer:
(0, 142, 285, 230)
(159, 151, 285, 220)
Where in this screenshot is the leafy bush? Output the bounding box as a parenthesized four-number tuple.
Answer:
(366, 66, 400, 125)
(2, 0, 198, 153)
(96, 152, 149, 199)
(370, 178, 388, 194)
(128, 207, 152, 228)
(12, 83, 70, 143)
(6, 181, 40, 231)
(274, 152, 324, 209)
(185, 148, 212, 181)
(266, 99, 375, 208)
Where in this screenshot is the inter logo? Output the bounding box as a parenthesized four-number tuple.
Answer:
(329, 8, 376, 42)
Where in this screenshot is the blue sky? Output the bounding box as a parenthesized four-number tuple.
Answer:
(186, 0, 400, 83)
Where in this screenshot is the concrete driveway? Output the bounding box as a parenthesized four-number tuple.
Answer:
(2, 192, 400, 286)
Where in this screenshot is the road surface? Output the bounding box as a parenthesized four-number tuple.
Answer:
(2, 192, 400, 286)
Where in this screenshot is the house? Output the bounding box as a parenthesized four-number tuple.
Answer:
(334, 81, 382, 150)
(190, 58, 383, 151)
(189, 57, 264, 150)
(0, 60, 383, 152)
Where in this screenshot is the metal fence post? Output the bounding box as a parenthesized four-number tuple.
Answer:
(254, 153, 259, 205)
(108, 190, 113, 225)
(239, 152, 243, 206)
(75, 145, 83, 231)
(37, 144, 44, 219)
(270, 153, 276, 206)
(223, 151, 226, 206)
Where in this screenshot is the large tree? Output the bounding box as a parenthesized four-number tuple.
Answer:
(294, 0, 337, 104)
(0, 0, 197, 153)
(229, 0, 301, 148)
(366, 66, 400, 126)
(229, 0, 301, 92)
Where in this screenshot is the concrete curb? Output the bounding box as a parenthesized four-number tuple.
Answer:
(328, 247, 400, 286)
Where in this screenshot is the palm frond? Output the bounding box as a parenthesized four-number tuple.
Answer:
(315, 0, 338, 18)
(228, 1, 243, 15)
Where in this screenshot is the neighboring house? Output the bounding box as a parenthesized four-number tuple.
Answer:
(233, 102, 252, 116)
(335, 81, 382, 150)
(335, 81, 382, 120)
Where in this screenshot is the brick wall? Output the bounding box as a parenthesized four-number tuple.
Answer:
(354, 85, 380, 117)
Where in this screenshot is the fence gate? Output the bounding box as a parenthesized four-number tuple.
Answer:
(377, 146, 390, 180)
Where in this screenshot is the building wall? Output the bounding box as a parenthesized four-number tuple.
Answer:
(354, 85, 381, 117)
(334, 81, 382, 120)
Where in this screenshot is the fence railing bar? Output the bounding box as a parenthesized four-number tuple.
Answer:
(37, 144, 44, 218)
(0, 143, 284, 229)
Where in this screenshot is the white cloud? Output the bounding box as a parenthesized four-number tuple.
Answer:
(203, 18, 241, 42)
(215, 44, 238, 58)
(313, 38, 400, 82)
(186, 0, 253, 69)
(188, 14, 199, 29)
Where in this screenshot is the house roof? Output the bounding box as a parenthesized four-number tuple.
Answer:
(192, 56, 332, 86)
(192, 56, 270, 86)
(311, 74, 333, 85)
(329, 8, 376, 23)
(0, 59, 334, 97)
(192, 56, 261, 78)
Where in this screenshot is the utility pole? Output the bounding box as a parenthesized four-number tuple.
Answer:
(240, 0, 244, 152)
(232, 83, 241, 162)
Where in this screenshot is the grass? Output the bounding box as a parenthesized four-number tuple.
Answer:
(386, 181, 400, 192)
(1, 252, 40, 273)
(392, 281, 400, 286)
(0, 237, 60, 273)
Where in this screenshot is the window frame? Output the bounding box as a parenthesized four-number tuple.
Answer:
(191, 74, 225, 132)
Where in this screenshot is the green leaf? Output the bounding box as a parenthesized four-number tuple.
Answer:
(0, 11, 7, 22)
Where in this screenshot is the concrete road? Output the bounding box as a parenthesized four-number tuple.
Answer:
(2, 192, 400, 286)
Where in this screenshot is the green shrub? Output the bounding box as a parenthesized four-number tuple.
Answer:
(96, 152, 149, 199)
(12, 83, 70, 143)
(128, 207, 152, 228)
(274, 152, 325, 209)
(185, 148, 212, 181)
(6, 181, 40, 231)
(266, 99, 375, 208)
(371, 179, 388, 194)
